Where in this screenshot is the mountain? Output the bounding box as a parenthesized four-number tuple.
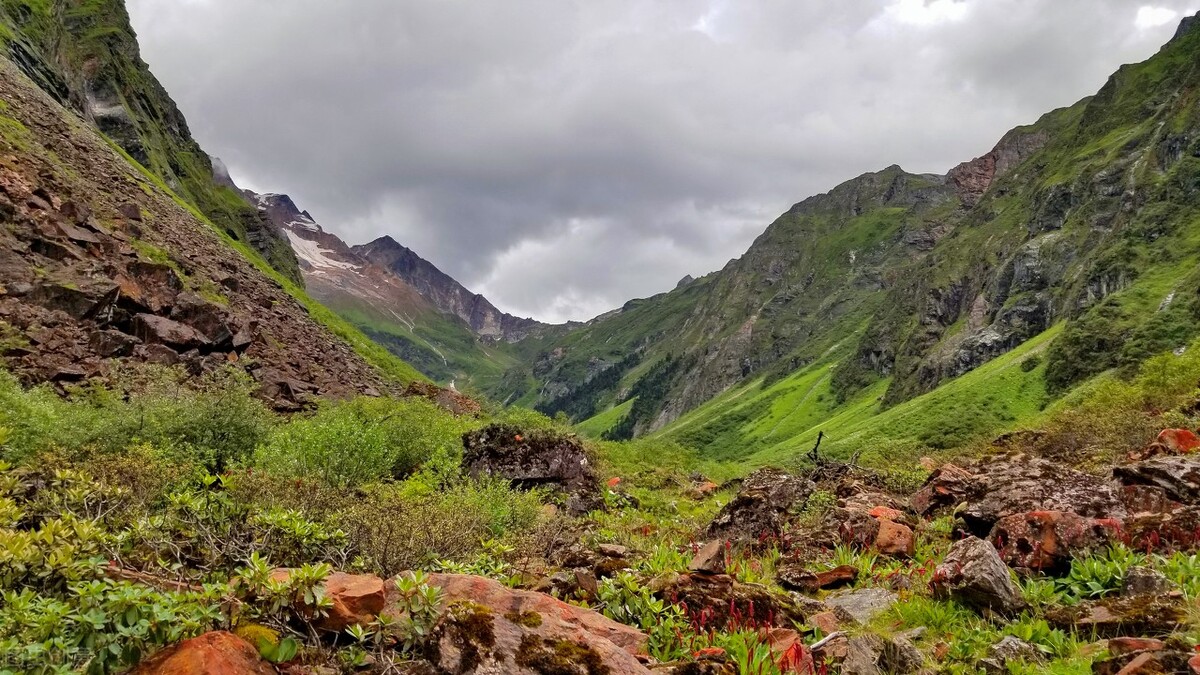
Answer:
(0, 0, 426, 407)
(0, 0, 303, 286)
(498, 16, 1200, 459)
(234, 183, 562, 387)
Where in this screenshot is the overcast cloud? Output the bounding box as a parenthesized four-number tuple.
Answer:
(125, 0, 1195, 323)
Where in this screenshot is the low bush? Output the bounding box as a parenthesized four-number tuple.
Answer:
(254, 396, 472, 487)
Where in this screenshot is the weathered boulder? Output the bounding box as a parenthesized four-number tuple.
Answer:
(824, 588, 896, 626)
(268, 569, 385, 632)
(462, 425, 600, 514)
(989, 510, 1119, 574)
(1122, 567, 1175, 597)
(777, 563, 858, 594)
(911, 463, 982, 516)
(119, 261, 184, 313)
(706, 468, 814, 541)
(28, 280, 118, 320)
(1115, 456, 1200, 504)
(652, 572, 805, 631)
(958, 457, 1124, 538)
(89, 329, 140, 357)
(132, 314, 208, 351)
(931, 536, 1025, 615)
(171, 293, 234, 348)
(129, 631, 276, 675)
(1123, 506, 1200, 551)
(1045, 596, 1187, 637)
(874, 519, 915, 558)
(688, 540, 726, 575)
(986, 636, 1042, 671)
(417, 573, 649, 674)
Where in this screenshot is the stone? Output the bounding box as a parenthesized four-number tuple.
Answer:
(1115, 456, 1200, 504)
(28, 280, 118, 320)
(1045, 596, 1187, 637)
(912, 463, 982, 516)
(462, 424, 600, 514)
(1122, 567, 1174, 597)
(808, 611, 840, 635)
(119, 262, 185, 313)
(931, 536, 1026, 615)
(841, 634, 884, 675)
(597, 543, 629, 558)
(132, 314, 208, 351)
(652, 572, 805, 631)
(1107, 637, 1166, 656)
(989, 510, 1118, 574)
(1155, 428, 1200, 454)
(778, 563, 858, 593)
(874, 519, 915, 558)
(706, 467, 814, 541)
(988, 636, 1042, 667)
(268, 569, 385, 632)
(1189, 654, 1200, 674)
(688, 540, 726, 575)
(416, 573, 650, 674)
(171, 293, 233, 348)
(118, 203, 143, 221)
(128, 631, 275, 674)
(880, 636, 923, 674)
(89, 329, 140, 357)
(958, 457, 1125, 538)
(824, 588, 896, 625)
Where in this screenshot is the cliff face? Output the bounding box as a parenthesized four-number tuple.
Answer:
(0, 0, 303, 286)
(500, 13, 1200, 443)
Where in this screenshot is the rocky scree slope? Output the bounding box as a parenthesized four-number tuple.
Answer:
(502, 16, 1200, 442)
(0, 57, 396, 408)
(0, 0, 303, 286)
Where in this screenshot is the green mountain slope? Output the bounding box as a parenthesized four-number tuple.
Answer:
(504, 19, 1200, 459)
(0, 0, 303, 285)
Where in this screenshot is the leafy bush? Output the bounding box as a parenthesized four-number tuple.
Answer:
(0, 367, 273, 472)
(597, 572, 689, 661)
(255, 396, 472, 487)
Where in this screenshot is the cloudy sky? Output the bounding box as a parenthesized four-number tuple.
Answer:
(126, 0, 1195, 323)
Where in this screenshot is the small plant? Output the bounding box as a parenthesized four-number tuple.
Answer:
(597, 572, 689, 662)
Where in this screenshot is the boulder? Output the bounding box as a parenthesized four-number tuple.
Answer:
(462, 425, 600, 514)
(706, 468, 814, 541)
(931, 536, 1025, 615)
(841, 634, 885, 675)
(1114, 456, 1200, 504)
(987, 636, 1042, 669)
(132, 314, 209, 351)
(89, 329, 140, 357)
(911, 463, 981, 516)
(688, 540, 726, 575)
(171, 293, 234, 348)
(268, 569, 385, 632)
(958, 457, 1124, 538)
(824, 588, 896, 626)
(1045, 596, 1187, 637)
(652, 572, 805, 631)
(989, 510, 1118, 574)
(777, 563, 858, 594)
(1123, 506, 1200, 551)
(129, 631, 276, 675)
(416, 573, 649, 675)
(28, 280, 118, 320)
(119, 262, 184, 313)
(1122, 567, 1175, 597)
(874, 519, 915, 558)
(1153, 428, 1200, 454)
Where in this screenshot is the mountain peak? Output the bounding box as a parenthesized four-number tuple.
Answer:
(1174, 10, 1200, 43)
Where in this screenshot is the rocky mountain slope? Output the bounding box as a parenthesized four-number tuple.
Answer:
(0, 13, 433, 407)
(501, 15, 1200, 453)
(0, 0, 303, 286)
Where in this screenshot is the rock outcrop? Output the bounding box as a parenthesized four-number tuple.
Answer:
(706, 468, 814, 541)
(931, 536, 1026, 615)
(129, 631, 276, 675)
(462, 425, 601, 514)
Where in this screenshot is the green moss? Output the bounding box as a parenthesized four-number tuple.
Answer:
(444, 601, 495, 672)
(504, 610, 543, 628)
(514, 635, 609, 675)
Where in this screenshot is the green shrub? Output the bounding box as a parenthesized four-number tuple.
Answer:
(0, 367, 273, 472)
(254, 396, 471, 487)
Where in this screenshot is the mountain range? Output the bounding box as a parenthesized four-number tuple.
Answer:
(3, 0, 1200, 466)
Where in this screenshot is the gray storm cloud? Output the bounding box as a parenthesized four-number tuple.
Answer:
(126, 0, 1195, 322)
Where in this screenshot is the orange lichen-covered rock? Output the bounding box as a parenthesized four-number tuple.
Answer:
(130, 631, 275, 675)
